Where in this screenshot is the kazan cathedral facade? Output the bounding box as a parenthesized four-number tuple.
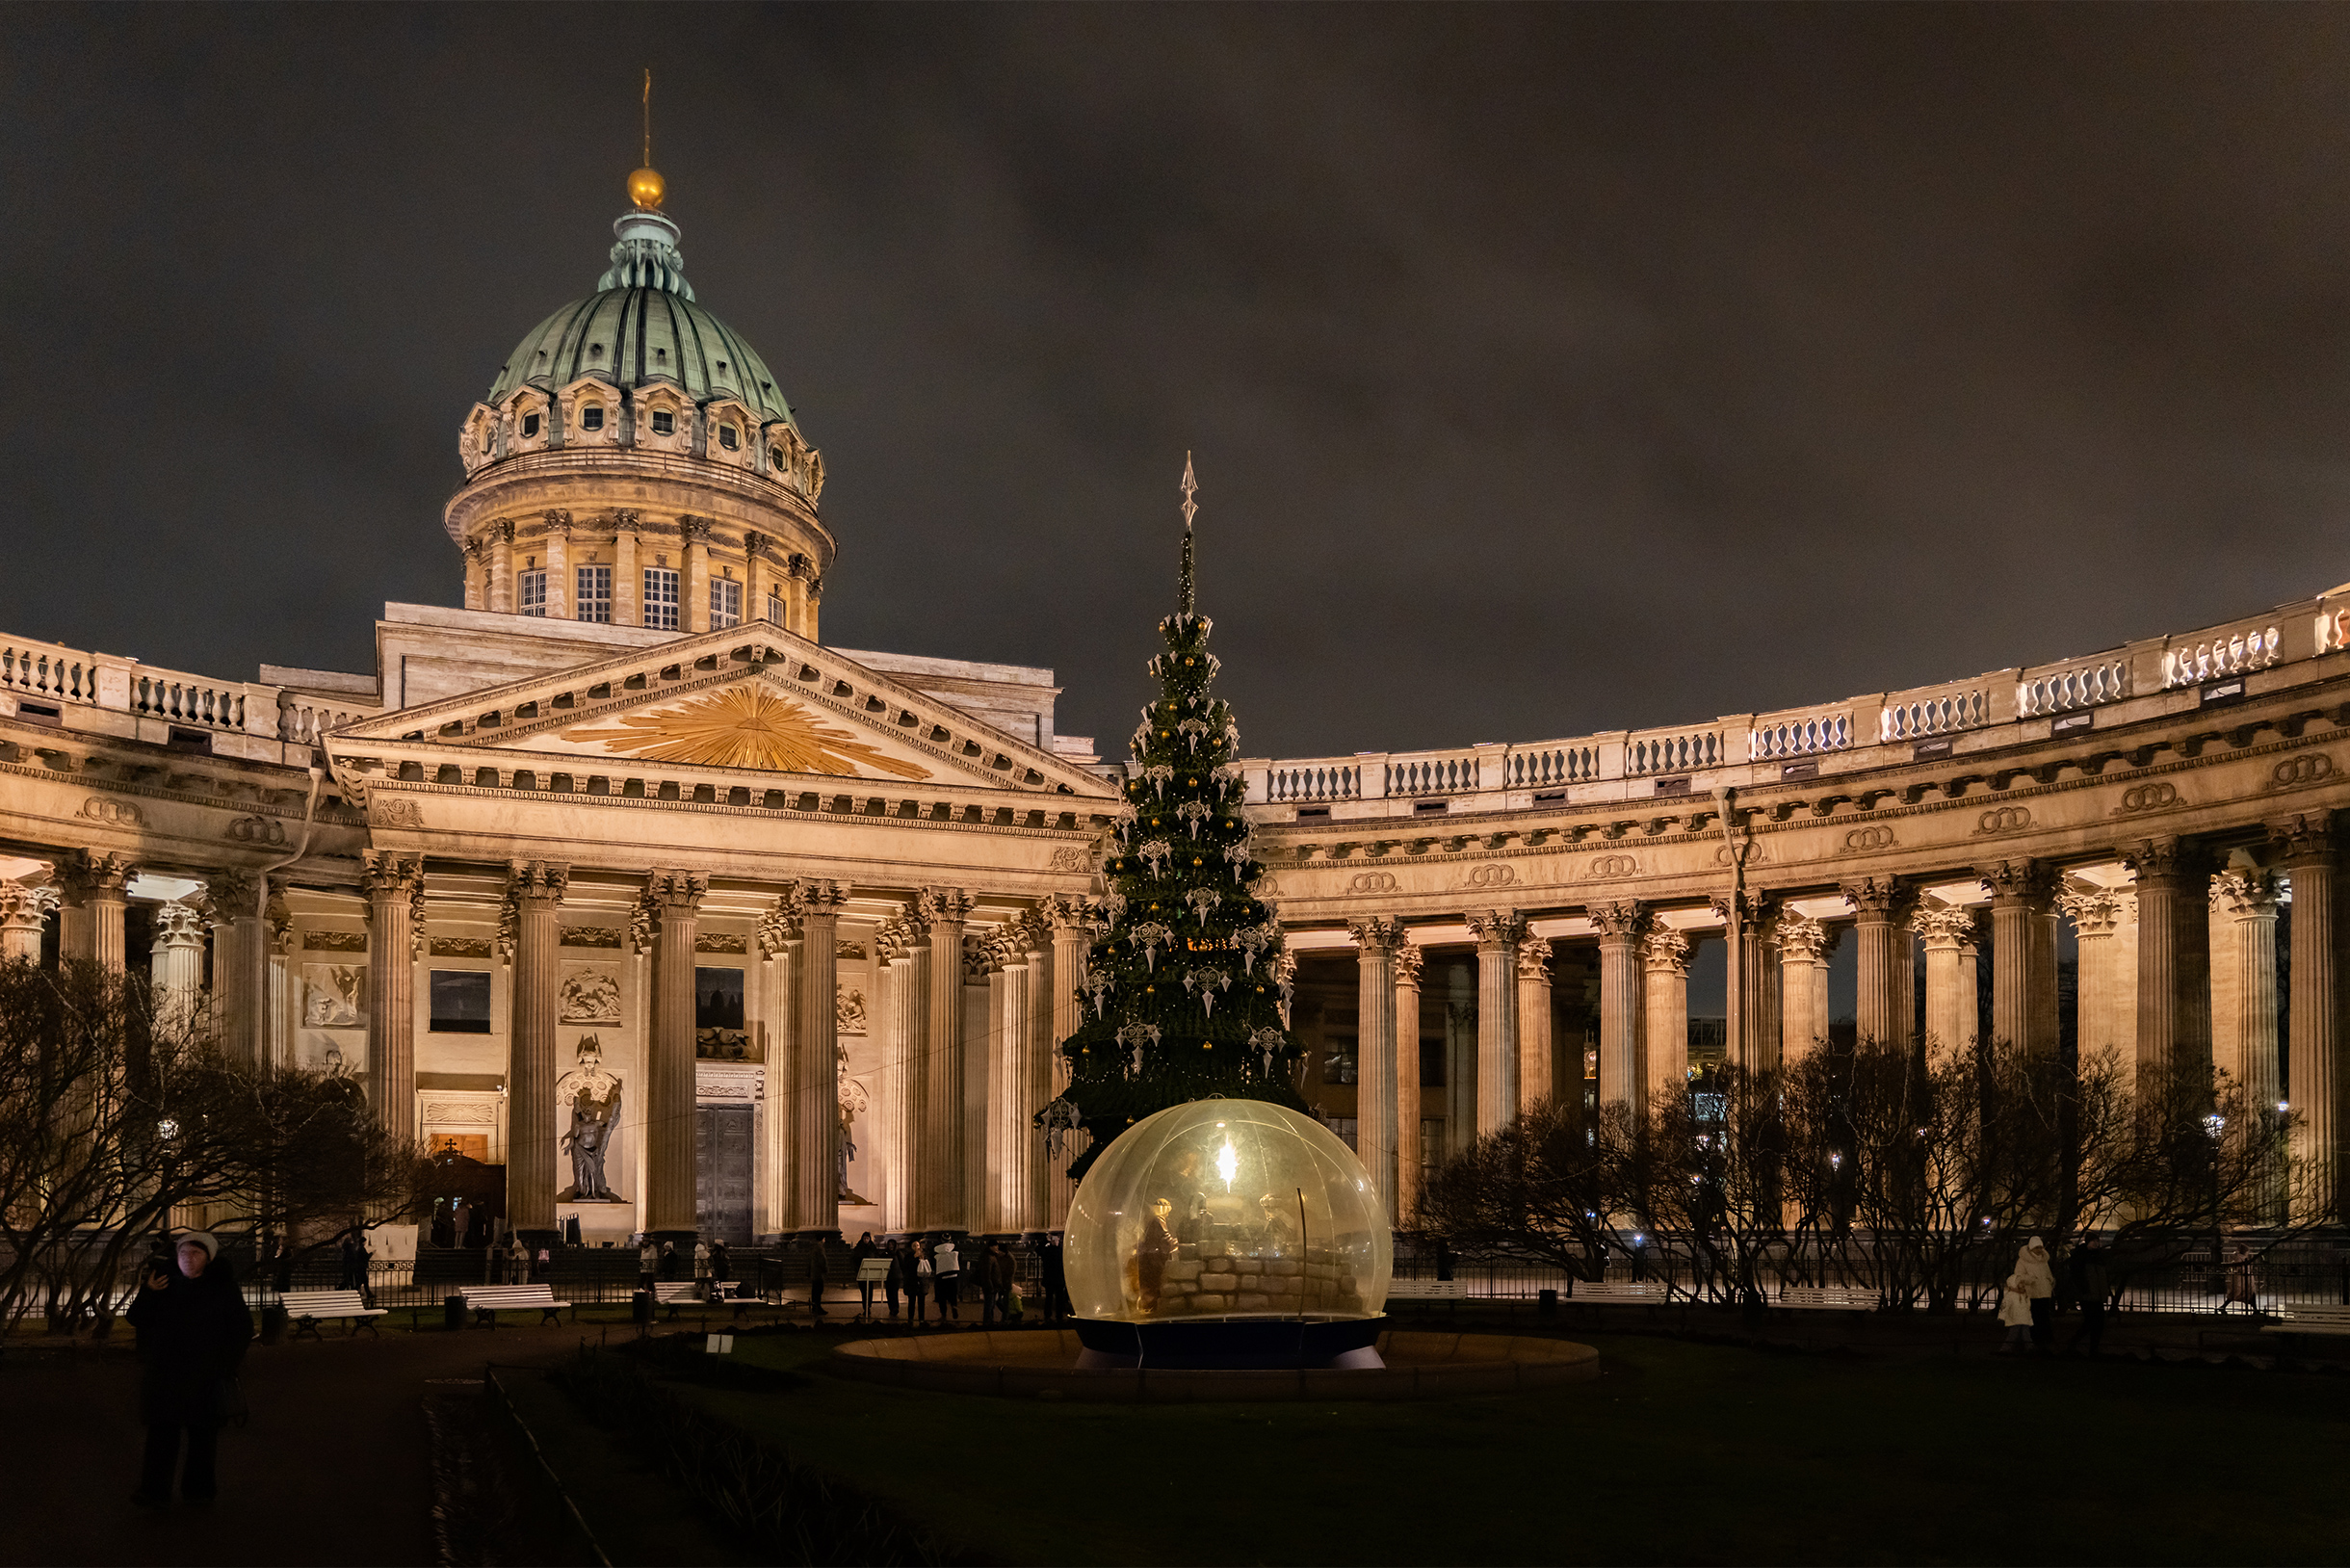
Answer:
(8, 169, 2350, 1257)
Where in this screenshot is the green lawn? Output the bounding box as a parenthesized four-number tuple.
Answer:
(654, 1329, 2350, 1565)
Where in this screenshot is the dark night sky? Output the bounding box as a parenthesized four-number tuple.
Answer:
(5, 6, 2349, 760)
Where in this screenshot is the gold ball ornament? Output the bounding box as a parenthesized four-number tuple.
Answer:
(628, 166, 666, 210)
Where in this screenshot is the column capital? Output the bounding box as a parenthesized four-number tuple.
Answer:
(1465, 908, 1528, 951)
(1841, 875, 1914, 921)
(506, 859, 570, 905)
(1347, 915, 1408, 954)
(644, 869, 710, 913)
(962, 931, 993, 983)
(757, 894, 803, 954)
(541, 508, 573, 536)
(1641, 924, 1692, 974)
(0, 879, 57, 924)
(794, 878, 850, 919)
(1979, 856, 2059, 905)
(1589, 900, 1649, 942)
(1005, 907, 1052, 954)
(2122, 835, 2212, 888)
(1516, 936, 1552, 982)
(1044, 893, 1095, 934)
(1710, 888, 1775, 928)
(490, 516, 516, 545)
(919, 886, 975, 925)
(679, 514, 715, 544)
(267, 884, 297, 954)
(2211, 869, 2282, 920)
(1395, 940, 1424, 987)
(359, 849, 424, 901)
(153, 901, 207, 949)
(2053, 888, 2127, 938)
(2269, 809, 2338, 867)
(202, 867, 259, 918)
(1776, 911, 1829, 962)
(57, 849, 134, 903)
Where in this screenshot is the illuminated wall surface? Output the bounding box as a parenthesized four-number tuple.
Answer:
(1065, 1099, 1393, 1321)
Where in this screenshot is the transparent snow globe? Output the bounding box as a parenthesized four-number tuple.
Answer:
(1065, 1098, 1392, 1329)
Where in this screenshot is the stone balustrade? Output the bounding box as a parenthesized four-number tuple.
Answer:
(0, 633, 376, 764)
(1244, 582, 2344, 815)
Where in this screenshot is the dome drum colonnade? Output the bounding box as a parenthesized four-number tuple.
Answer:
(1254, 590, 2350, 1227)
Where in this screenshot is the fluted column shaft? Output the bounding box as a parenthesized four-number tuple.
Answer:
(507, 861, 568, 1242)
(201, 870, 260, 1064)
(2127, 839, 2213, 1077)
(983, 951, 1010, 1233)
(756, 900, 800, 1237)
(1047, 899, 1092, 1228)
(1348, 917, 1403, 1223)
(1643, 927, 1692, 1105)
(361, 853, 422, 1137)
(1467, 910, 1525, 1135)
(1984, 860, 2060, 1057)
(1593, 902, 1648, 1112)
(1517, 939, 1554, 1113)
(2059, 890, 2128, 1067)
(1845, 878, 1911, 1051)
(920, 888, 973, 1231)
(1013, 924, 1054, 1233)
(59, 850, 133, 971)
(1394, 943, 1424, 1219)
(794, 881, 846, 1238)
(898, 927, 932, 1230)
(646, 871, 708, 1239)
(2275, 816, 2342, 1221)
(1916, 905, 1980, 1058)
(2207, 874, 2279, 1109)
(150, 902, 206, 1033)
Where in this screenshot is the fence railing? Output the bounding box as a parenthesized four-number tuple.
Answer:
(0, 631, 376, 755)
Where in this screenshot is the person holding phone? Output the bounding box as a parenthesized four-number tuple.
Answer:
(126, 1232, 252, 1508)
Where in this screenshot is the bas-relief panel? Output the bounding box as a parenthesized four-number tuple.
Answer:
(295, 1031, 364, 1076)
(559, 961, 622, 1026)
(301, 963, 366, 1029)
(500, 681, 933, 781)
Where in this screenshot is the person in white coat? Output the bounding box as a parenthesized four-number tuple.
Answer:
(1998, 1273, 2034, 1353)
(2015, 1237, 2057, 1351)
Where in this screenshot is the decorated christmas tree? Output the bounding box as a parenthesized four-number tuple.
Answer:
(1047, 458, 1305, 1181)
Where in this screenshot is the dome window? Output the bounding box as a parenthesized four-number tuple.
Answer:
(655, 348, 668, 365)
(717, 359, 729, 373)
(522, 413, 541, 438)
(651, 409, 675, 436)
(718, 425, 739, 451)
(588, 343, 604, 360)
(581, 405, 605, 431)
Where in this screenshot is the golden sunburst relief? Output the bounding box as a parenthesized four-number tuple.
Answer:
(558, 683, 930, 779)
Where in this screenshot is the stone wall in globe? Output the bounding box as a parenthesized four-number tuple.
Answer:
(1152, 1241, 1364, 1317)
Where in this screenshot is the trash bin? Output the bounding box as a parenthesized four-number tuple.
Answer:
(1537, 1288, 1558, 1316)
(443, 1294, 465, 1332)
(632, 1289, 654, 1326)
(261, 1303, 289, 1344)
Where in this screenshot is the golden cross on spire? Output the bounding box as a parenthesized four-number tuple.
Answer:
(643, 67, 653, 167)
(629, 68, 666, 211)
(1180, 451, 1198, 531)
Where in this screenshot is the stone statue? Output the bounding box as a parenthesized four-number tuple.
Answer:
(556, 1034, 624, 1202)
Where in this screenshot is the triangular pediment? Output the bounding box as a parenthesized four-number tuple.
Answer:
(331, 622, 1116, 797)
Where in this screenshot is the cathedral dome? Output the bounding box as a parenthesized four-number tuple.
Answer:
(483, 209, 799, 434)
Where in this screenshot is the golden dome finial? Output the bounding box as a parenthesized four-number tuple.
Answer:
(629, 67, 665, 211)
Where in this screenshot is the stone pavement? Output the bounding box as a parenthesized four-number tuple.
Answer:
(0, 1318, 595, 1568)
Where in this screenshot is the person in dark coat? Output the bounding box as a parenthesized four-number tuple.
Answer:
(659, 1241, 680, 1281)
(268, 1240, 296, 1295)
(127, 1232, 252, 1508)
(806, 1241, 829, 1318)
(2067, 1235, 2111, 1357)
(708, 1240, 731, 1287)
(1040, 1236, 1070, 1323)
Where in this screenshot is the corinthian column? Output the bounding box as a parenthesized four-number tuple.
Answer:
(919, 887, 973, 1231)
(1844, 876, 1913, 1052)
(1983, 858, 2060, 1058)
(1517, 937, 1554, 1113)
(2272, 813, 2342, 1222)
(981, 935, 1011, 1235)
(2058, 887, 2129, 1071)
(795, 879, 847, 1240)
(0, 880, 54, 961)
(58, 850, 133, 970)
(2126, 837, 2214, 1078)
(1395, 940, 1424, 1221)
(1915, 903, 1982, 1058)
(201, 869, 261, 1064)
(2210, 871, 2282, 1110)
(1642, 926, 1692, 1106)
(644, 870, 708, 1242)
(756, 895, 801, 1236)
(1777, 914, 1829, 1063)
(1467, 909, 1526, 1135)
(1591, 902, 1649, 1112)
(1348, 915, 1405, 1224)
(1013, 912, 1055, 1234)
(361, 851, 423, 1137)
(149, 902, 206, 1034)
(506, 860, 568, 1246)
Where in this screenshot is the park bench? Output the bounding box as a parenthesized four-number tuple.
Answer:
(653, 1281, 701, 1320)
(1777, 1285, 1874, 1314)
(458, 1283, 570, 1328)
(1565, 1280, 1663, 1304)
(1385, 1279, 1467, 1314)
(2260, 1304, 2350, 1343)
(279, 1289, 386, 1339)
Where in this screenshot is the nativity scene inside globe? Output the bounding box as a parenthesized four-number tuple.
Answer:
(1062, 1099, 1394, 1364)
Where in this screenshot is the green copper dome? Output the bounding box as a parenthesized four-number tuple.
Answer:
(485, 209, 800, 434)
